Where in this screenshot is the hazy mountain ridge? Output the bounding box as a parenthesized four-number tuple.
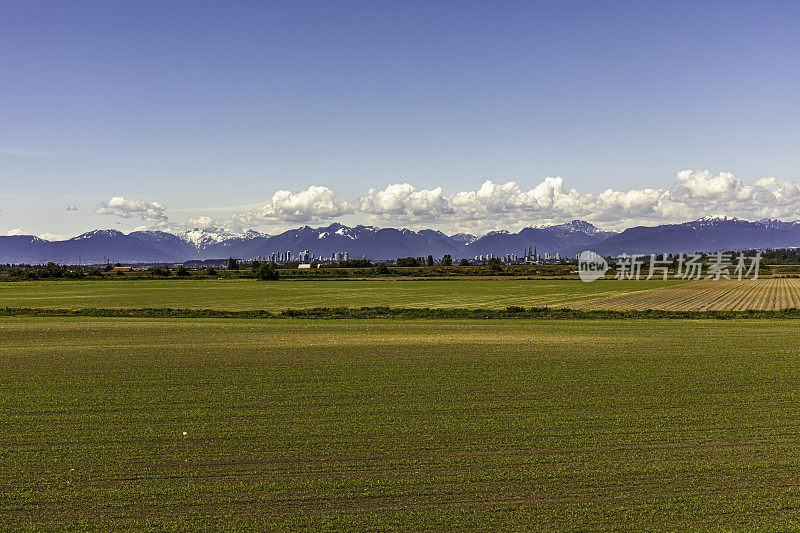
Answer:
(594, 217, 800, 255)
(3, 217, 800, 264)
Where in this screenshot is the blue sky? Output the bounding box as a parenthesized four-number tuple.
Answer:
(2, 1, 800, 237)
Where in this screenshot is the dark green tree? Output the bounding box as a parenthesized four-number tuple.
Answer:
(176, 265, 190, 276)
(256, 262, 280, 280)
(227, 258, 240, 270)
(375, 263, 390, 275)
(395, 257, 421, 267)
(329, 259, 373, 268)
(426, 255, 434, 266)
(487, 257, 502, 272)
(40, 262, 65, 278)
(459, 258, 470, 266)
(441, 254, 452, 266)
(64, 268, 84, 279)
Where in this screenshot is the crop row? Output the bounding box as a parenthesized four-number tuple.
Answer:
(583, 278, 800, 311)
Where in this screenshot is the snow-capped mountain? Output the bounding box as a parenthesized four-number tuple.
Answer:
(594, 217, 800, 255)
(5, 217, 800, 264)
(467, 220, 613, 257)
(183, 227, 246, 248)
(755, 218, 800, 230)
(129, 230, 197, 260)
(71, 229, 126, 240)
(449, 233, 477, 245)
(243, 229, 268, 239)
(546, 219, 617, 238)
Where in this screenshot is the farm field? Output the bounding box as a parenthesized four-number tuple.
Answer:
(585, 277, 800, 311)
(0, 278, 684, 311)
(5, 318, 800, 530)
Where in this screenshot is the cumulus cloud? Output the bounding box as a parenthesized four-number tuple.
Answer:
(663, 170, 800, 222)
(94, 196, 168, 225)
(359, 177, 599, 230)
(66, 205, 77, 211)
(351, 170, 800, 232)
(172, 170, 800, 234)
(5, 228, 68, 240)
(38, 232, 68, 241)
(181, 215, 218, 230)
(358, 184, 451, 222)
(222, 186, 352, 231)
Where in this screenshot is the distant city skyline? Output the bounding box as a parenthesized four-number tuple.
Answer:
(2, 2, 800, 237)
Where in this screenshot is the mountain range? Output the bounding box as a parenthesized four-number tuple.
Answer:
(3, 217, 800, 264)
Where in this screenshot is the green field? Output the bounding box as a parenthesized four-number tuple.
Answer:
(4, 317, 800, 530)
(0, 278, 684, 310)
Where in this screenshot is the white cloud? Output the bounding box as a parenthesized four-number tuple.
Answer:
(350, 170, 800, 232)
(358, 178, 595, 230)
(221, 186, 352, 231)
(5, 228, 67, 240)
(358, 184, 451, 223)
(180, 215, 219, 230)
(159, 169, 800, 234)
(662, 170, 800, 223)
(38, 232, 68, 241)
(94, 196, 168, 225)
(66, 205, 77, 211)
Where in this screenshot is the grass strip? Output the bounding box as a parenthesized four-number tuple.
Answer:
(4, 306, 800, 319)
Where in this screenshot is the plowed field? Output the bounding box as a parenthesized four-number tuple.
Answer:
(582, 277, 800, 310)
